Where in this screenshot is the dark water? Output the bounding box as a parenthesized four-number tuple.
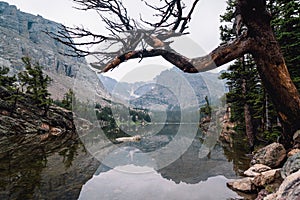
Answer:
(0, 124, 252, 199)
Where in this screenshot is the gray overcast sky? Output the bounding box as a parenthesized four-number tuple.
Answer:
(3, 0, 229, 81)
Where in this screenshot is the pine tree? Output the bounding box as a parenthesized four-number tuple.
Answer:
(200, 96, 212, 118)
(219, 0, 300, 146)
(0, 66, 21, 113)
(0, 66, 16, 89)
(61, 89, 75, 110)
(18, 57, 52, 112)
(220, 55, 261, 148)
(271, 0, 300, 91)
(220, 1, 258, 149)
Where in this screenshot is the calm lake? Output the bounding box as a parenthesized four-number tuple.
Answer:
(0, 123, 252, 199)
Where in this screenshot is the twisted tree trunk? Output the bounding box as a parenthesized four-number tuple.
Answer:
(238, 0, 300, 146)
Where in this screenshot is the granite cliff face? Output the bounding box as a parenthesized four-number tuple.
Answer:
(0, 1, 109, 101)
(0, 1, 82, 76)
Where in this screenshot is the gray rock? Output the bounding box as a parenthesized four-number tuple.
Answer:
(251, 143, 286, 168)
(227, 177, 256, 193)
(0, 1, 83, 76)
(244, 164, 271, 177)
(266, 169, 300, 200)
(255, 189, 269, 200)
(263, 193, 277, 200)
(220, 121, 236, 144)
(281, 152, 300, 179)
(252, 169, 281, 187)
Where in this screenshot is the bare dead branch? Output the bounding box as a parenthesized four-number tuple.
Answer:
(141, 0, 199, 33)
(192, 33, 253, 71)
(50, 1, 202, 69)
(73, 0, 134, 31)
(101, 33, 252, 73)
(179, 0, 199, 33)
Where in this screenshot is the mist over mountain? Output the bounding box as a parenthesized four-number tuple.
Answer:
(99, 67, 226, 110)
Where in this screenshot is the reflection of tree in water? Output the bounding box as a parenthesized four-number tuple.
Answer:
(158, 128, 236, 184)
(58, 140, 83, 169)
(221, 132, 251, 176)
(0, 135, 98, 199)
(157, 130, 250, 184)
(0, 135, 47, 199)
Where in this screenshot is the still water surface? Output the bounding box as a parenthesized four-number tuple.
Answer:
(0, 124, 251, 199)
(78, 124, 250, 200)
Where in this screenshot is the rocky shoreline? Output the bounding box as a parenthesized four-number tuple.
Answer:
(204, 107, 300, 200)
(0, 86, 76, 145)
(225, 133, 300, 199)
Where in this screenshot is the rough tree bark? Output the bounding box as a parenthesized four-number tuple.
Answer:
(56, 0, 300, 147)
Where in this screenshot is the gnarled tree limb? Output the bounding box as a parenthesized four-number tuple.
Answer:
(101, 33, 252, 73)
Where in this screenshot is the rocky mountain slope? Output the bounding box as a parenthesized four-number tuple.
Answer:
(0, 1, 109, 102)
(0, 1, 82, 76)
(99, 67, 226, 110)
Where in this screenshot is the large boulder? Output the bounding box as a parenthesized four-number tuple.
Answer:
(281, 152, 300, 179)
(251, 143, 286, 168)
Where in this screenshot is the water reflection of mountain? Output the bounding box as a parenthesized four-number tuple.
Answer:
(80, 165, 241, 200)
(91, 124, 242, 183)
(0, 137, 99, 199)
(158, 143, 237, 184)
(94, 134, 239, 185)
(0, 125, 249, 199)
(83, 130, 245, 199)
